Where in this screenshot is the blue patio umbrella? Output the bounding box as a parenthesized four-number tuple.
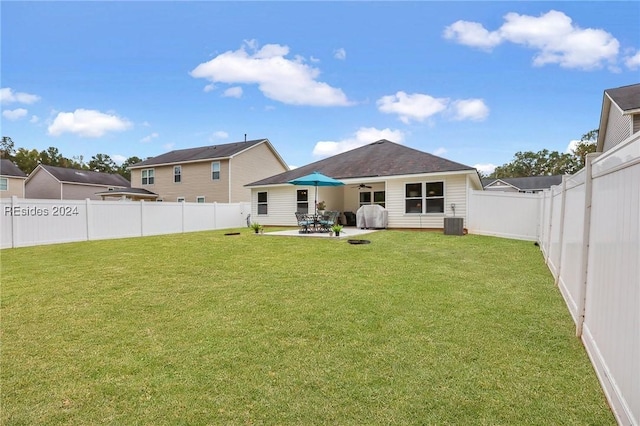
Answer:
(288, 171, 344, 214)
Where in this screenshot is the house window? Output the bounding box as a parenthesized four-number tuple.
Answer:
(0, 178, 7, 191)
(257, 191, 268, 215)
(141, 169, 155, 185)
(177, 197, 185, 202)
(296, 190, 308, 214)
(374, 191, 386, 208)
(211, 162, 220, 180)
(405, 183, 422, 213)
(196, 196, 205, 203)
(174, 165, 181, 183)
(359, 191, 372, 207)
(425, 182, 444, 213)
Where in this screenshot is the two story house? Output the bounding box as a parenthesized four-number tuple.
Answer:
(128, 139, 288, 203)
(0, 159, 27, 198)
(25, 164, 131, 200)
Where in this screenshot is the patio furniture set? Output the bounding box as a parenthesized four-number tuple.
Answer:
(295, 211, 340, 233)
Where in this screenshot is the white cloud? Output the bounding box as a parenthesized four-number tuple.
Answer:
(223, 86, 243, 98)
(204, 83, 216, 93)
(312, 127, 405, 158)
(377, 92, 489, 124)
(433, 147, 447, 156)
(334, 48, 346, 60)
(210, 131, 229, 141)
(112, 154, 127, 165)
(0, 88, 40, 104)
(163, 143, 175, 151)
(190, 40, 351, 106)
(474, 163, 497, 175)
(377, 91, 449, 124)
(451, 99, 489, 121)
(48, 109, 132, 138)
(2, 108, 28, 121)
(566, 139, 581, 154)
(140, 132, 159, 143)
(624, 50, 640, 70)
(444, 10, 620, 70)
(30, 115, 40, 123)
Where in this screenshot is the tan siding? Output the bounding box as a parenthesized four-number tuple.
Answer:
(230, 142, 288, 203)
(25, 170, 62, 199)
(603, 105, 632, 152)
(251, 186, 299, 226)
(61, 183, 114, 200)
(1, 177, 26, 198)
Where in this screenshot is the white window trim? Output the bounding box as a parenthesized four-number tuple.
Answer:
(257, 191, 268, 215)
(0, 177, 8, 191)
(141, 168, 155, 185)
(211, 161, 220, 181)
(405, 181, 445, 214)
(196, 196, 205, 203)
(177, 197, 185, 202)
(174, 165, 182, 184)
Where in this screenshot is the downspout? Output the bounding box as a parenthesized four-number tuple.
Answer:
(228, 158, 232, 203)
(576, 153, 599, 337)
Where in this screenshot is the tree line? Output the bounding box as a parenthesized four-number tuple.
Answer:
(0, 137, 142, 180)
(1, 130, 598, 181)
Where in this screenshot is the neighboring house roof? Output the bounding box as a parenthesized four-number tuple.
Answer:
(95, 187, 158, 199)
(129, 138, 287, 169)
(482, 175, 563, 191)
(597, 83, 640, 152)
(248, 139, 477, 186)
(0, 159, 27, 178)
(27, 164, 131, 187)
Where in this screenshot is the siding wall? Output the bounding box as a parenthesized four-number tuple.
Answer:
(229, 143, 288, 203)
(250, 172, 473, 229)
(131, 160, 230, 203)
(603, 102, 632, 152)
(1, 177, 26, 198)
(62, 183, 118, 200)
(25, 170, 62, 199)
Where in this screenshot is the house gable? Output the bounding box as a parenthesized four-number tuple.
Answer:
(25, 165, 130, 200)
(597, 83, 640, 152)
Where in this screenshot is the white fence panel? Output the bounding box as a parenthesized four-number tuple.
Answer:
(546, 185, 564, 279)
(581, 138, 639, 426)
(556, 175, 586, 322)
(89, 201, 143, 240)
(0, 198, 250, 249)
(467, 190, 541, 241)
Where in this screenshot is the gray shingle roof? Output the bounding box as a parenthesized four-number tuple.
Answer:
(0, 159, 27, 178)
(130, 139, 268, 168)
(40, 165, 131, 187)
(482, 175, 563, 191)
(248, 139, 475, 186)
(605, 83, 640, 112)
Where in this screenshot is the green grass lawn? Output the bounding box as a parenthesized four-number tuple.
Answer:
(1, 230, 613, 425)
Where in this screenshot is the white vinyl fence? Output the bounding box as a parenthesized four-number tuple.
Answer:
(469, 134, 639, 426)
(539, 135, 639, 426)
(0, 197, 251, 249)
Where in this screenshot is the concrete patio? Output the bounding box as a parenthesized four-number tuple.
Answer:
(263, 226, 380, 238)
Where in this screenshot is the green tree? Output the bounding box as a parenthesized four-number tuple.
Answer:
(1, 136, 15, 159)
(118, 156, 142, 180)
(88, 153, 117, 173)
(39, 146, 65, 166)
(13, 148, 41, 174)
(571, 129, 598, 169)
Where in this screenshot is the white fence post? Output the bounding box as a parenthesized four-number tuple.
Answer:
(11, 196, 18, 248)
(575, 153, 599, 337)
(554, 176, 568, 286)
(85, 198, 92, 241)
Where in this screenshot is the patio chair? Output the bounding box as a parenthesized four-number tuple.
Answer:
(295, 212, 313, 233)
(318, 211, 339, 232)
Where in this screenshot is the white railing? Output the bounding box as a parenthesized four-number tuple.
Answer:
(0, 198, 251, 249)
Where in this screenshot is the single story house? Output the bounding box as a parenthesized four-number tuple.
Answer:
(246, 139, 483, 229)
(481, 175, 564, 193)
(597, 83, 640, 153)
(25, 164, 131, 200)
(0, 159, 27, 198)
(128, 138, 288, 203)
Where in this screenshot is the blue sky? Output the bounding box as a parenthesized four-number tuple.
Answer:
(2, 1, 639, 174)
